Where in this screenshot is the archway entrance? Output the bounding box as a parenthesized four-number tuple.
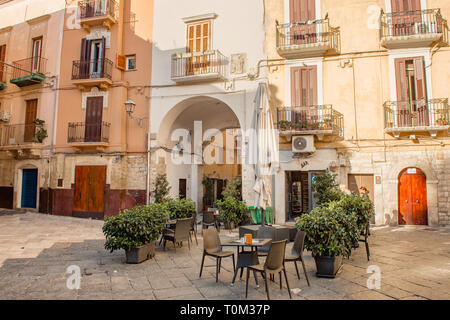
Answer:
(155, 96, 242, 211)
(398, 168, 427, 225)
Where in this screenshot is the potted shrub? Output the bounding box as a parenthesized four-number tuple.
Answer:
(153, 173, 171, 203)
(436, 117, 448, 126)
(296, 203, 359, 278)
(216, 196, 249, 229)
(103, 204, 169, 264)
(335, 193, 374, 236)
(163, 197, 195, 220)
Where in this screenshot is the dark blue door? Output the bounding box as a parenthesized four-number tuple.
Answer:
(21, 169, 38, 208)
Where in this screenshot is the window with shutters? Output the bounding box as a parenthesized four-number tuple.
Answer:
(186, 20, 211, 53)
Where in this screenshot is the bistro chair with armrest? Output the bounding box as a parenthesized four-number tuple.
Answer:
(162, 217, 192, 252)
(245, 240, 291, 300)
(199, 228, 236, 283)
(284, 230, 310, 286)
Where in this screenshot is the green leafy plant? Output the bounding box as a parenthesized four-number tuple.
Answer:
(312, 171, 343, 206)
(163, 197, 195, 220)
(202, 175, 214, 207)
(222, 176, 242, 201)
(296, 203, 359, 258)
(153, 173, 171, 203)
(216, 196, 249, 227)
(31, 119, 47, 143)
(334, 194, 374, 235)
(103, 203, 169, 252)
(277, 120, 292, 130)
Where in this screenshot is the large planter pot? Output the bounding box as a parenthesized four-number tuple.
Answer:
(313, 255, 343, 278)
(125, 242, 156, 264)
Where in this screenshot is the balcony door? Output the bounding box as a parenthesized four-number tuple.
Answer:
(391, 0, 422, 36)
(291, 66, 317, 128)
(32, 37, 43, 73)
(80, 37, 105, 79)
(24, 99, 38, 143)
(186, 20, 211, 75)
(395, 57, 428, 127)
(0, 44, 6, 82)
(85, 96, 103, 142)
(290, 0, 316, 45)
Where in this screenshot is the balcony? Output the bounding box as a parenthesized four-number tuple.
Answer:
(10, 57, 46, 87)
(276, 105, 344, 141)
(380, 9, 448, 49)
(68, 121, 110, 151)
(171, 50, 227, 84)
(0, 123, 46, 158)
(276, 19, 340, 59)
(72, 58, 113, 90)
(384, 99, 449, 138)
(78, 0, 118, 31)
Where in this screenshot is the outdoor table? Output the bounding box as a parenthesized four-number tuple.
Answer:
(221, 238, 272, 286)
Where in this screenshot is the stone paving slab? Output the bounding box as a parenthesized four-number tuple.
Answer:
(0, 212, 449, 300)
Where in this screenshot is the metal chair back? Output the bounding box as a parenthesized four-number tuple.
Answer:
(174, 217, 192, 241)
(292, 230, 306, 256)
(203, 228, 221, 254)
(265, 240, 287, 271)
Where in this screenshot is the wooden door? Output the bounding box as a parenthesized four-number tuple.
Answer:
(391, 0, 422, 36)
(24, 99, 38, 142)
(186, 20, 211, 75)
(73, 166, 106, 218)
(291, 66, 317, 127)
(290, 0, 316, 45)
(395, 57, 427, 127)
(0, 44, 6, 82)
(85, 96, 103, 142)
(398, 168, 427, 225)
(21, 169, 38, 209)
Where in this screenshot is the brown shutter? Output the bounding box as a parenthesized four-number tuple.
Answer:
(394, 58, 408, 103)
(0, 45, 6, 82)
(413, 57, 426, 100)
(290, 0, 315, 22)
(85, 97, 103, 142)
(24, 99, 38, 143)
(100, 37, 106, 78)
(116, 54, 126, 70)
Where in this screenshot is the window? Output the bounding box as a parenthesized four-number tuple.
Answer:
(126, 55, 136, 70)
(186, 20, 211, 53)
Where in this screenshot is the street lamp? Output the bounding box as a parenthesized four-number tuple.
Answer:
(124, 99, 143, 127)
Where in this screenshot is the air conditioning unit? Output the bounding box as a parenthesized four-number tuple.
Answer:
(414, 22, 429, 34)
(0, 110, 11, 122)
(292, 135, 315, 153)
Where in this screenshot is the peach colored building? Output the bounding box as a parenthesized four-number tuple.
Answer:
(50, 0, 153, 218)
(0, 0, 66, 211)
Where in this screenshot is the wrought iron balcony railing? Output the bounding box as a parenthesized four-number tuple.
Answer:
(380, 9, 448, 42)
(68, 122, 110, 143)
(276, 105, 344, 137)
(78, 0, 117, 20)
(11, 56, 47, 79)
(171, 50, 226, 82)
(72, 58, 113, 81)
(384, 99, 450, 130)
(276, 19, 340, 57)
(0, 123, 46, 146)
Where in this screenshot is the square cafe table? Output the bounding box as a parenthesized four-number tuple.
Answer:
(220, 237, 271, 286)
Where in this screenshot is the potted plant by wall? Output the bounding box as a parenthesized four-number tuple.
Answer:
(216, 196, 248, 229)
(202, 175, 214, 211)
(153, 173, 171, 203)
(32, 119, 48, 143)
(278, 120, 292, 131)
(436, 117, 448, 126)
(103, 203, 169, 264)
(296, 203, 359, 278)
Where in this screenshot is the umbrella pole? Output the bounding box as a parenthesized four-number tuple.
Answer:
(261, 208, 265, 226)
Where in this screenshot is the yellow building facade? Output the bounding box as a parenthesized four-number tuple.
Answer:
(264, 0, 450, 226)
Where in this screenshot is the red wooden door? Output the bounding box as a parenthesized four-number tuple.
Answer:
(291, 66, 317, 127)
(73, 166, 106, 218)
(24, 99, 38, 142)
(85, 96, 103, 142)
(398, 168, 427, 225)
(290, 0, 316, 45)
(391, 0, 422, 36)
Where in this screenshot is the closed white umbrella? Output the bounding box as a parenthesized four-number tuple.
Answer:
(252, 82, 279, 225)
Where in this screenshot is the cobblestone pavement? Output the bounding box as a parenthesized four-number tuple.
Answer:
(0, 211, 449, 300)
